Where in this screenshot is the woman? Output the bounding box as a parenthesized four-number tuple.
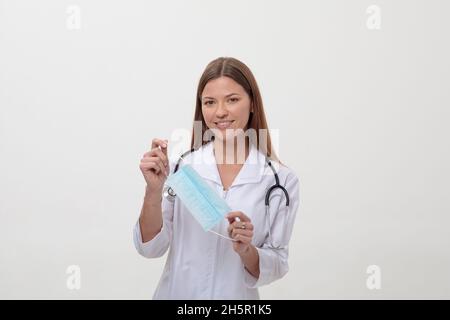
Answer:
(134, 57, 300, 299)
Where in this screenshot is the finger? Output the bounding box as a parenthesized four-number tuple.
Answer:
(153, 158, 167, 176)
(151, 138, 168, 151)
(233, 234, 252, 244)
(143, 150, 152, 158)
(232, 221, 254, 231)
(150, 148, 169, 168)
(141, 157, 166, 176)
(140, 156, 158, 162)
(160, 139, 168, 157)
(228, 224, 245, 236)
(231, 228, 253, 239)
(231, 211, 251, 222)
(226, 211, 251, 223)
(140, 161, 162, 174)
(143, 138, 168, 158)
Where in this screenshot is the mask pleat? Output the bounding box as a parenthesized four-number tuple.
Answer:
(166, 165, 231, 231)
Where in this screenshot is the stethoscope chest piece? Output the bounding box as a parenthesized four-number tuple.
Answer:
(163, 185, 176, 203)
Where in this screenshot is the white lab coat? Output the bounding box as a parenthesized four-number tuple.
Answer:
(133, 142, 300, 299)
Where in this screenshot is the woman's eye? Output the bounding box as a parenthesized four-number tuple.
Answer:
(204, 100, 214, 105)
(229, 97, 239, 103)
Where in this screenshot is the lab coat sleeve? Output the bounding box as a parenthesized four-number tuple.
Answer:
(244, 171, 300, 288)
(133, 158, 176, 258)
(133, 193, 174, 258)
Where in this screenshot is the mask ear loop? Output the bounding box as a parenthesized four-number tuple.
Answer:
(207, 216, 240, 242)
(208, 230, 238, 241)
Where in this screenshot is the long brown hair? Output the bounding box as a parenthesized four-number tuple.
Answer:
(190, 57, 280, 162)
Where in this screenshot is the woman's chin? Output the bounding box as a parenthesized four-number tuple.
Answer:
(214, 129, 237, 140)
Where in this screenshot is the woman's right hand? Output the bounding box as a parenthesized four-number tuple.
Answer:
(139, 138, 170, 193)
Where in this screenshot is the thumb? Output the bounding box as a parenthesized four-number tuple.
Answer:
(161, 139, 168, 156)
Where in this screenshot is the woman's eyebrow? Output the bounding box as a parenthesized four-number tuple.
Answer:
(202, 93, 240, 100)
(225, 93, 240, 98)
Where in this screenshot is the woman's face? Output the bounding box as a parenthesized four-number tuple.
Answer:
(201, 76, 252, 142)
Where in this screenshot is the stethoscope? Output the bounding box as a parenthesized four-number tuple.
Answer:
(163, 137, 290, 249)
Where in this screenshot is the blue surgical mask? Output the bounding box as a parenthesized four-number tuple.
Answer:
(165, 164, 231, 232)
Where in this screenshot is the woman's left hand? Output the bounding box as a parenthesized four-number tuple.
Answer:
(226, 211, 254, 255)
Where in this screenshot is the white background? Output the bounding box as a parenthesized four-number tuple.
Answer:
(1, 0, 449, 299)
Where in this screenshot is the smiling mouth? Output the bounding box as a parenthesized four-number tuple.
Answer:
(214, 120, 234, 129)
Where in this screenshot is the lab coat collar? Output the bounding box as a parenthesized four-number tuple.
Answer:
(189, 141, 268, 188)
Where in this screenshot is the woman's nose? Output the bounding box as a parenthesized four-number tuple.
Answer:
(215, 103, 229, 117)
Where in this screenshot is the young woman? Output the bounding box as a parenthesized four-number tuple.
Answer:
(134, 57, 300, 299)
